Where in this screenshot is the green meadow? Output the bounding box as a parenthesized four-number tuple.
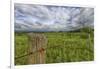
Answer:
(15, 28, 94, 65)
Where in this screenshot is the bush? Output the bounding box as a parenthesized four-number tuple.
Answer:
(80, 27, 94, 33)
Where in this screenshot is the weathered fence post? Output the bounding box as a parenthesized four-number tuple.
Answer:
(27, 33, 47, 64)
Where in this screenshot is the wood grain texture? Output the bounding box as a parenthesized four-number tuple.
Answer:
(27, 33, 47, 64)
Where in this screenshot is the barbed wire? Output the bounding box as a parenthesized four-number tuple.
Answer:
(15, 44, 93, 60)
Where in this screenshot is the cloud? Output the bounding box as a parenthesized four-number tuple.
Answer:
(14, 3, 94, 32)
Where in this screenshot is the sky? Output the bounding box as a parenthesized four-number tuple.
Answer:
(14, 3, 94, 32)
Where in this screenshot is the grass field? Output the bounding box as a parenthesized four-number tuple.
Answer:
(15, 28, 94, 65)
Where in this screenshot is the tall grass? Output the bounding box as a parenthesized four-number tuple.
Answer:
(15, 28, 94, 65)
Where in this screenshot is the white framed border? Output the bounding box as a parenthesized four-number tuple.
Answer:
(10, 0, 96, 69)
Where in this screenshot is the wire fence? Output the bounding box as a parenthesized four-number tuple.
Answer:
(15, 43, 93, 59)
(15, 32, 94, 64)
